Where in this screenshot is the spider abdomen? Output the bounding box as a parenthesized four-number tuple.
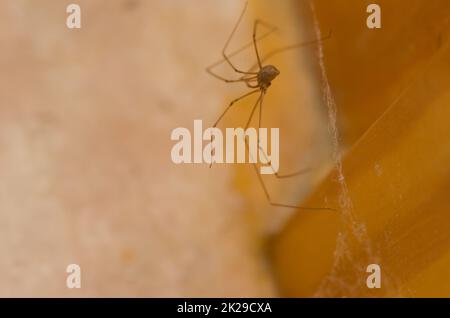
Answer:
(257, 65, 280, 89)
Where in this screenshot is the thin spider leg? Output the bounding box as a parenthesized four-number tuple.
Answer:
(207, 74, 256, 83)
(244, 91, 263, 130)
(263, 30, 332, 65)
(241, 90, 263, 164)
(257, 137, 313, 178)
(243, 93, 334, 211)
(240, 74, 258, 81)
(253, 24, 262, 69)
(254, 92, 312, 178)
(259, 148, 314, 178)
(257, 90, 264, 148)
(212, 89, 260, 129)
(241, 91, 262, 166)
(255, 90, 264, 168)
(221, 1, 257, 75)
(247, 30, 332, 73)
(242, 76, 259, 88)
(252, 19, 278, 69)
(245, 82, 260, 89)
(254, 92, 319, 178)
(243, 132, 334, 210)
(206, 26, 278, 83)
(241, 90, 263, 167)
(249, 159, 335, 211)
(209, 89, 260, 168)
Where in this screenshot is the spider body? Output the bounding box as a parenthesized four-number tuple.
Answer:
(257, 65, 280, 91)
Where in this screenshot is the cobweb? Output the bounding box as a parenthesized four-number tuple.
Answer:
(308, 0, 375, 297)
(302, 0, 447, 296)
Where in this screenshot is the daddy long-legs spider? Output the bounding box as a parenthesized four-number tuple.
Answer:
(206, 1, 334, 211)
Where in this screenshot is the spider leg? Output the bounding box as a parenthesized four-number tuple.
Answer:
(254, 91, 319, 178)
(252, 19, 278, 69)
(245, 92, 335, 211)
(209, 89, 260, 167)
(244, 91, 262, 130)
(250, 160, 335, 210)
(257, 138, 314, 179)
(221, 2, 257, 75)
(206, 26, 277, 80)
(206, 3, 279, 82)
(212, 89, 260, 129)
(206, 74, 255, 83)
(247, 30, 332, 73)
(246, 82, 260, 89)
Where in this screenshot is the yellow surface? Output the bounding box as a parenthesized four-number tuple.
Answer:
(272, 0, 450, 297)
